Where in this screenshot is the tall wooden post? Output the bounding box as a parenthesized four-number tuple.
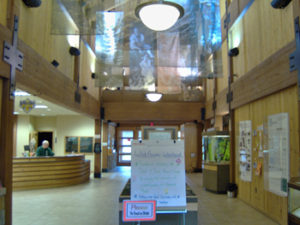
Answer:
(0, 79, 14, 225)
(224, 0, 236, 183)
(94, 119, 101, 178)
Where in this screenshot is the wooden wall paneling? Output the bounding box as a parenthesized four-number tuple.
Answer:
(104, 102, 203, 122)
(17, 0, 74, 80)
(79, 41, 99, 100)
(231, 41, 297, 110)
(0, 25, 11, 79)
(0, 79, 14, 225)
(50, 35, 74, 80)
(7, 32, 101, 118)
(233, 0, 294, 79)
(217, 41, 229, 93)
(230, 18, 247, 78)
(235, 86, 298, 225)
(0, 0, 8, 26)
(183, 123, 198, 172)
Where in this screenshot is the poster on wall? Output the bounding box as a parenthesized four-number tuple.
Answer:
(131, 140, 186, 210)
(239, 120, 252, 182)
(266, 113, 289, 197)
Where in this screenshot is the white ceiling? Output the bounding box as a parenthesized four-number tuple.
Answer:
(14, 91, 79, 117)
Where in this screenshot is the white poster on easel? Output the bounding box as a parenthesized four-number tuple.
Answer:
(131, 140, 186, 209)
(239, 120, 252, 182)
(267, 113, 289, 197)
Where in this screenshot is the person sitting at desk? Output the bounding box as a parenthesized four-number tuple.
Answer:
(36, 140, 54, 157)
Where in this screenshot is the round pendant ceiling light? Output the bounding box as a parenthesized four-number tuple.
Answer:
(146, 93, 163, 102)
(135, 1, 184, 31)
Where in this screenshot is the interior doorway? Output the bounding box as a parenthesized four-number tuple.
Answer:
(37, 132, 53, 149)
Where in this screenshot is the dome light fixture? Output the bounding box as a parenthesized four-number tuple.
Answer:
(146, 93, 163, 102)
(135, 1, 184, 31)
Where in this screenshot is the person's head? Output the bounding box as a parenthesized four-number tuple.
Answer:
(42, 140, 49, 149)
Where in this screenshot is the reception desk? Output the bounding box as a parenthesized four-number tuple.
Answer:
(13, 155, 90, 191)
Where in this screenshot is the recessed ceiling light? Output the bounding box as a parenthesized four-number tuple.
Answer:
(13, 112, 20, 115)
(35, 105, 48, 109)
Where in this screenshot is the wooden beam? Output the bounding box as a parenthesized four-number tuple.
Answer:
(206, 41, 297, 112)
(0, 79, 14, 225)
(104, 102, 204, 122)
(231, 41, 297, 109)
(0, 23, 100, 119)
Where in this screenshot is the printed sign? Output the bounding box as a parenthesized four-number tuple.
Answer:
(239, 120, 252, 182)
(131, 140, 186, 209)
(266, 113, 289, 197)
(123, 200, 156, 222)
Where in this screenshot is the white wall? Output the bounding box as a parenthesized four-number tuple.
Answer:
(16, 115, 32, 157)
(56, 116, 95, 170)
(16, 115, 95, 171)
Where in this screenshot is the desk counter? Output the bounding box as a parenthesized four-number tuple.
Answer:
(13, 155, 90, 191)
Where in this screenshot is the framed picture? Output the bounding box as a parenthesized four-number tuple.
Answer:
(65, 137, 79, 153)
(80, 137, 93, 153)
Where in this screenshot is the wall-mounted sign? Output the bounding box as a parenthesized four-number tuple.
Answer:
(123, 200, 156, 222)
(19, 98, 35, 113)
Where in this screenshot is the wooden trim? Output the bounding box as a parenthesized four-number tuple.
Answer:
(0, 79, 14, 225)
(206, 41, 297, 112)
(231, 41, 297, 109)
(0, 23, 100, 119)
(104, 102, 204, 122)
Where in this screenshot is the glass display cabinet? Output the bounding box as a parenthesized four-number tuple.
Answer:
(289, 177, 300, 225)
(202, 131, 230, 193)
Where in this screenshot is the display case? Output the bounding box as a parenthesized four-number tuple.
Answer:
(202, 131, 230, 163)
(202, 131, 230, 193)
(289, 177, 300, 225)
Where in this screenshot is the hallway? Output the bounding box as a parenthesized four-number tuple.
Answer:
(13, 168, 278, 225)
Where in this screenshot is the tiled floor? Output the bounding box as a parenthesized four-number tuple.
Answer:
(13, 167, 278, 225)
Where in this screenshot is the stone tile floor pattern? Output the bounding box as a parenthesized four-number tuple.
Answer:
(13, 167, 278, 225)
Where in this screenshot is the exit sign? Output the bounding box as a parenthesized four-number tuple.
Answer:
(123, 200, 156, 222)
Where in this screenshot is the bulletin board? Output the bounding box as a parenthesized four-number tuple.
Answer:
(264, 113, 289, 197)
(79, 137, 93, 153)
(131, 140, 186, 210)
(65, 136, 94, 154)
(239, 120, 252, 182)
(65, 137, 79, 153)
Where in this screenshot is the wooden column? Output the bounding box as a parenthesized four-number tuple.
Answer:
(0, 79, 14, 225)
(101, 122, 108, 172)
(196, 122, 203, 172)
(94, 119, 101, 178)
